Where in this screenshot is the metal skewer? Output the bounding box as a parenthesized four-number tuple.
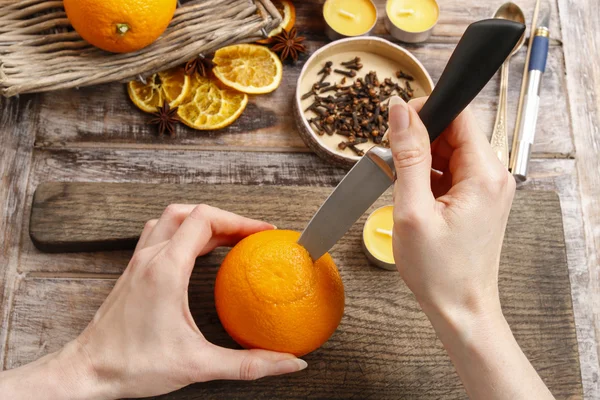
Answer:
(509, 0, 542, 171)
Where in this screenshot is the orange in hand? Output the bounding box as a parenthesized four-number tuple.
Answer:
(215, 230, 345, 357)
(63, 0, 177, 53)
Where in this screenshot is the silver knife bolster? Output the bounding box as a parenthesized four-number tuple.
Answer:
(367, 146, 396, 181)
(298, 146, 395, 260)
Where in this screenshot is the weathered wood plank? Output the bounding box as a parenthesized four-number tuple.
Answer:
(1, 278, 448, 399)
(17, 148, 598, 395)
(519, 159, 599, 398)
(17, 149, 347, 276)
(27, 148, 346, 186)
(33, 45, 572, 158)
(0, 1, 595, 399)
(295, 0, 563, 44)
(15, 150, 579, 276)
(0, 95, 38, 368)
(557, 0, 600, 397)
(29, 183, 361, 252)
(6, 191, 583, 398)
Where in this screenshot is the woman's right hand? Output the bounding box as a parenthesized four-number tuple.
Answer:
(389, 95, 515, 320)
(387, 96, 554, 399)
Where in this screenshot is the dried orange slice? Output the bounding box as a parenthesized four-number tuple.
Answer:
(256, 0, 296, 44)
(212, 44, 283, 94)
(128, 67, 190, 113)
(177, 74, 248, 130)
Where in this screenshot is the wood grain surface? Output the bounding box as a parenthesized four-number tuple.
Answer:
(32, 45, 571, 158)
(293, 0, 565, 44)
(557, 1, 600, 397)
(29, 0, 569, 157)
(0, 96, 38, 368)
(2, 0, 599, 397)
(9, 184, 583, 398)
(14, 155, 576, 276)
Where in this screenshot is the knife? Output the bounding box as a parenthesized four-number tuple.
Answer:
(298, 19, 526, 261)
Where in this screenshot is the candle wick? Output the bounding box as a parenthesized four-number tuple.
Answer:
(338, 9, 356, 19)
(396, 8, 415, 16)
(375, 228, 393, 237)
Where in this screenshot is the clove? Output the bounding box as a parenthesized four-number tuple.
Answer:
(341, 57, 361, 66)
(396, 70, 414, 81)
(348, 144, 365, 156)
(310, 120, 324, 135)
(334, 69, 356, 78)
(351, 137, 368, 145)
(323, 123, 334, 135)
(320, 84, 339, 94)
(301, 89, 316, 100)
(318, 61, 333, 75)
(313, 82, 331, 90)
(352, 112, 360, 131)
(345, 63, 363, 71)
(303, 64, 415, 152)
(406, 81, 414, 95)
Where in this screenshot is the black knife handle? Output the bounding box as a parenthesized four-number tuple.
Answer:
(418, 19, 526, 143)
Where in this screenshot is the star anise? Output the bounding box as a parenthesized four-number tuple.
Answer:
(149, 102, 179, 137)
(184, 54, 215, 77)
(271, 27, 307, 62)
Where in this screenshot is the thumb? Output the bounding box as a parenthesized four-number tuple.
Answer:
(388, 96, 434, 214)
(200, 345, 307, 381)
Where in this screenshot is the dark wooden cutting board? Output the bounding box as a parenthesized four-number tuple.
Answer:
(28, 182, 583, 399)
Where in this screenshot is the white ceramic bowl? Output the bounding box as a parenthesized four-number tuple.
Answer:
(294, 36, 434, 167)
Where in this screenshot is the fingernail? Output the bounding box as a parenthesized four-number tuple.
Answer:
(272, 225, 278, 230)
(274, 358, 308, 374)
(295, 359, 308, 370)
(389, 96, 410, 132)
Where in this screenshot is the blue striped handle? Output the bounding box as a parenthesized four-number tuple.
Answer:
(529, 34, 549, 72)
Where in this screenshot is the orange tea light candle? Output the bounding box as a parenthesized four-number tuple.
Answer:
(323, 0, 378, 41)
(385, 0, 439, 43)
(362, 205, 396, 270)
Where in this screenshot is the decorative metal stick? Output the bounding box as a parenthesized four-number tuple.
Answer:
(509, 0, 542, 170)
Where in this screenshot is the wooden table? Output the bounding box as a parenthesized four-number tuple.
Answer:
(1, 0, 598, 397)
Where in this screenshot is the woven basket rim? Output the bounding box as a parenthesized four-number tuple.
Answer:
(0, 0, 282, 97)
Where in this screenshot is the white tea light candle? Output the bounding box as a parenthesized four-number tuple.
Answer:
(362, 205, 396, 270)
(385, 0, 439, 43)
(323, 0, 378, 40)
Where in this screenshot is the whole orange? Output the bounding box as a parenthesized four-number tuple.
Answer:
(215, 230, 345, 356)
(63, 0, 177, 53)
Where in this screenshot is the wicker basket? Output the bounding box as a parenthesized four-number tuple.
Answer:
(0, 0, 281, 97)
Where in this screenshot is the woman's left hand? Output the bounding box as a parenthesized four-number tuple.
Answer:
(0, 205, 307, 400)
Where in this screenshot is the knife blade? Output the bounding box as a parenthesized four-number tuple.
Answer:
(298, 19, 526, 260)
(298, 147, 395, 260)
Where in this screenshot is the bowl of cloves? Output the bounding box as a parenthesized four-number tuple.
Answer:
(294, 36, 434, 167)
